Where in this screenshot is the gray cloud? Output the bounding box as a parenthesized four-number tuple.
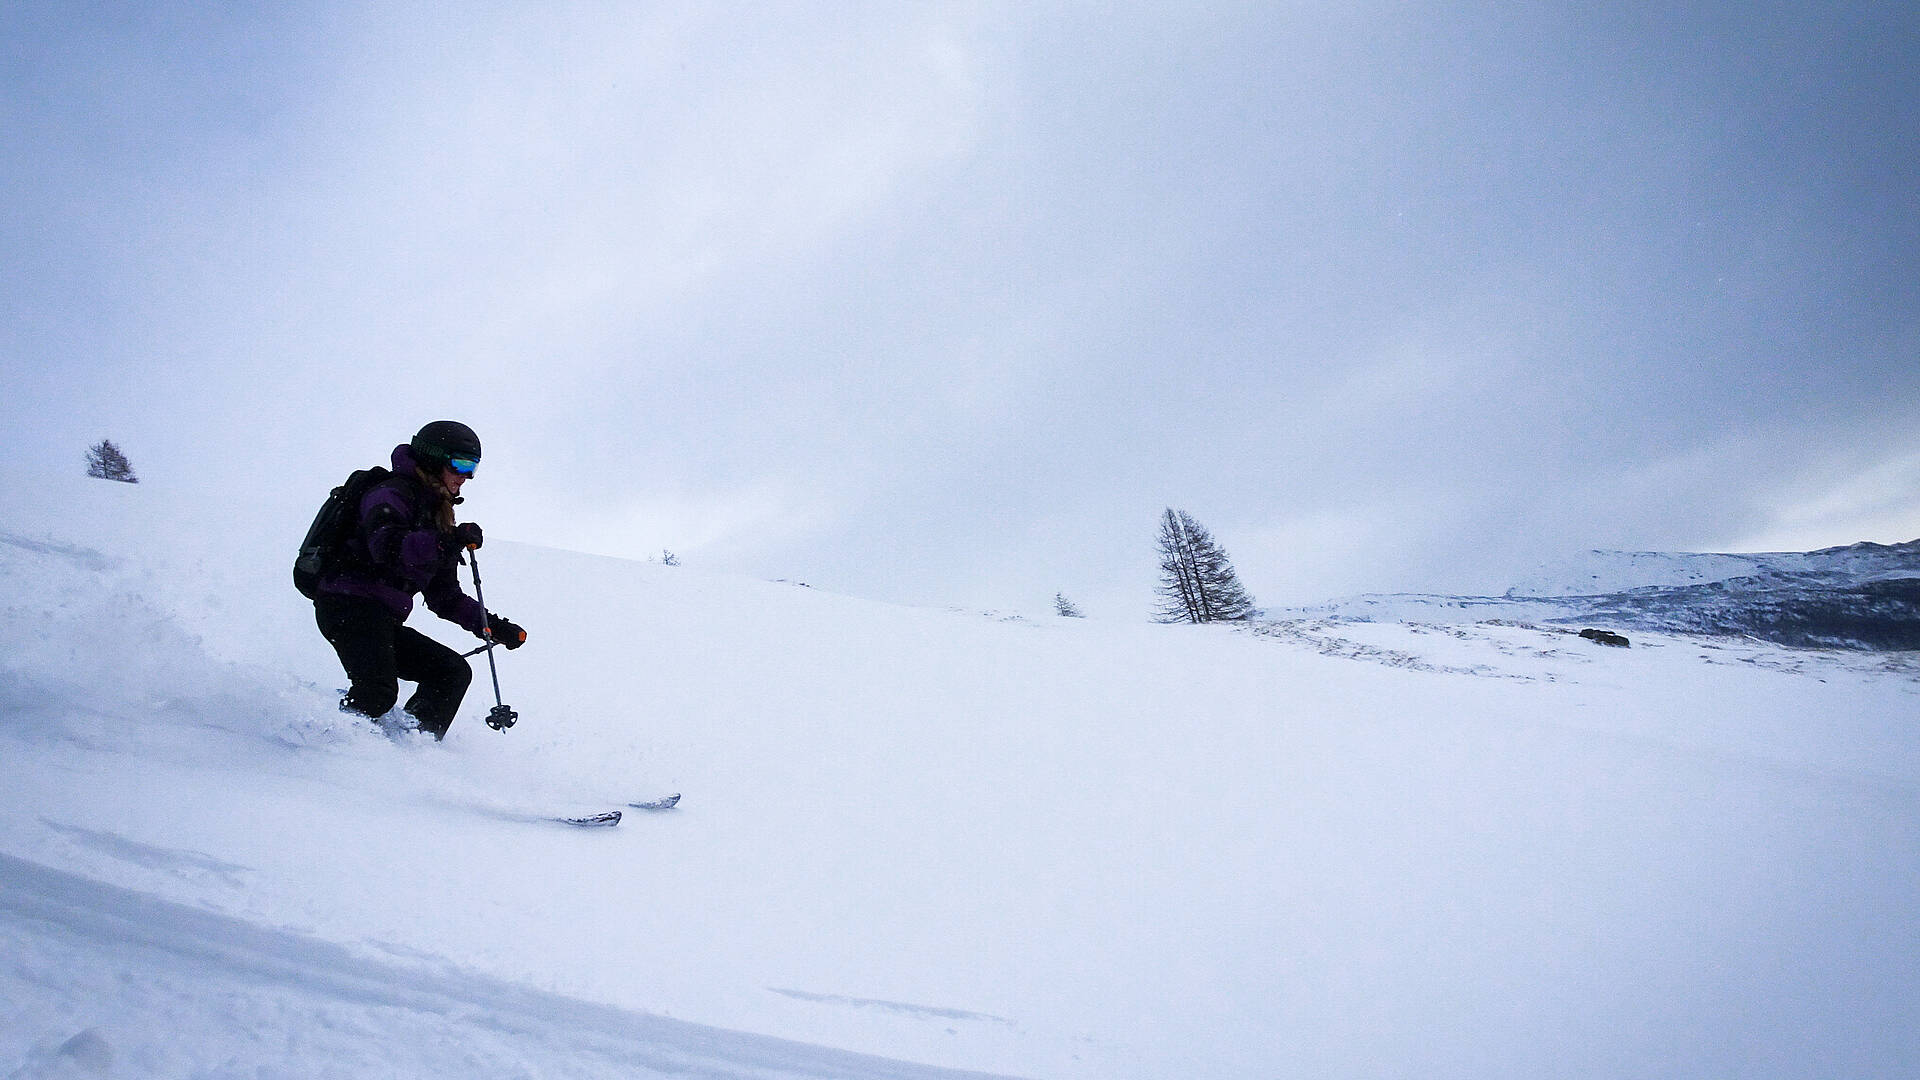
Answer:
(6, 1, 1916, 614)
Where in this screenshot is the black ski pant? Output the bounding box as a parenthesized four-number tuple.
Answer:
(315, 594, 472, 739)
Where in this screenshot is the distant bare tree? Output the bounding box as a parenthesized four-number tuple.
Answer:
(1153, 508, 1256, 623)
(85, 439, 139, 483)
(1053, 593, 1085, 618)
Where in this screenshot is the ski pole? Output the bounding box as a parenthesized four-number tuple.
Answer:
(465, 547, 519, 732)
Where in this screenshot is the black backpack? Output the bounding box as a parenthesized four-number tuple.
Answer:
(294, 466, 390, 599)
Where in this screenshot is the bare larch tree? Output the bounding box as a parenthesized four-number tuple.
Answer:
(1153, 508, 1256, 623)
(86, 439, 139, 483)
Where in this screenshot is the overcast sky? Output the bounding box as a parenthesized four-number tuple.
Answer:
(6, 2, 1918, 615)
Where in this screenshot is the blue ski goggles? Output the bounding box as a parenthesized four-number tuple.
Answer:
(448, 456, 479, 477)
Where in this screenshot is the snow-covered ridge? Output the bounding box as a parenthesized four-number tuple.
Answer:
(1290, 539, 1920, 651)
(1505, 539, 1920, 597)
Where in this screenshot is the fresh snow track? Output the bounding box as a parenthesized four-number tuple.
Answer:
(0, 853, 1025, 1080)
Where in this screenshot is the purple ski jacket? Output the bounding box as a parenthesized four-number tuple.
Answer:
(315, 445, 487, 633)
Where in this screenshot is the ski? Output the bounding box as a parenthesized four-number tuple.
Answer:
(511, 795, 674, 827)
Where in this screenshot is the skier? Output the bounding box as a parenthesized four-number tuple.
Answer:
(311, 420, 527, 739)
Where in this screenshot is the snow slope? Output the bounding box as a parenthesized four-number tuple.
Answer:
(1, 853, 1011, 1080)
(1294, 540, 1920, 650)
(1507, 540, 1920, 597)
(4, 468, 1920, 1079)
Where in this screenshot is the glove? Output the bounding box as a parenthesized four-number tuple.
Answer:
(484, 612, 526, 650)
(452, 522, 484, 551)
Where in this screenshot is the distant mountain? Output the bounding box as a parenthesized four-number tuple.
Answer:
(1504, 539, 1920, 597)
(1294, 539, 1920, 651)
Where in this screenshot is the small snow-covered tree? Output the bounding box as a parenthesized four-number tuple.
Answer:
(1053, 593, 1085, 618)
(86, 439, 139, 483)
(1153, 508, 1256, 623)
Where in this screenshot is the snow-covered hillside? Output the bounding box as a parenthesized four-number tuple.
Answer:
(1506, 540, 1920, 597)
(4, 469, 1919, 1079)
(1295, 540, 1920, 651)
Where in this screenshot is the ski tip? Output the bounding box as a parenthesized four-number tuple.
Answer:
(559, 810, 622, 827)
(630, 793, 681, 811)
